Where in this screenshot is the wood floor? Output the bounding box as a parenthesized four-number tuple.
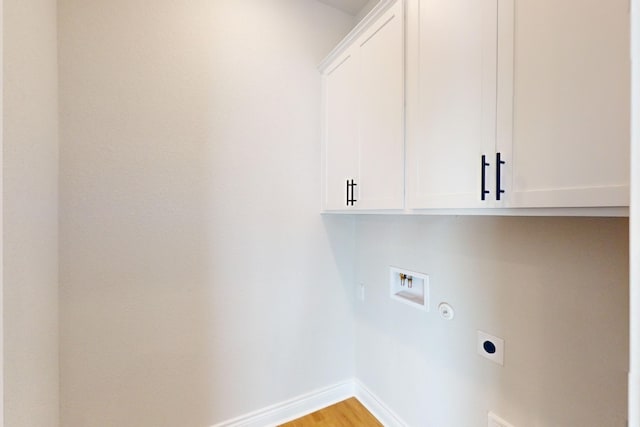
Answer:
(279, 398, 382, 427)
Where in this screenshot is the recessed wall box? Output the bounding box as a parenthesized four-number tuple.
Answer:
(389, 267, 429, 311)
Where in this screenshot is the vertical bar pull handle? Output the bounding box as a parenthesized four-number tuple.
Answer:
(350, 179, 357, 205)
(346, 179, 358, 207)
(481, 155, 490, 201)
(496, 152, 506, 200)
(346, 179, 350, 206)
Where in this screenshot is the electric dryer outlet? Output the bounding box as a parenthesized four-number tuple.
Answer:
(477, 331, 504, 366)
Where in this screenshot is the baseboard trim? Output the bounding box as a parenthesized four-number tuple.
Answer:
(210, 380, 355, 427)
(353, 379, 407, 427)
(211, 378, 406, 427)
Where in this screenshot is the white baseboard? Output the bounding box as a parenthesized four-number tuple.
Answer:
(210, 378, 406, 427)
(353, 379, 407, 427)
(210, 380, 355, 427)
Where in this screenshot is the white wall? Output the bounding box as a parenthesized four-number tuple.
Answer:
(3, 0, 59, 425)
(630, 0, 640, 424)
(1, 0, 5, 422)
(58, 1, 355, 426)
(55, 1, 631, 426)
(354, 215, 628, 427)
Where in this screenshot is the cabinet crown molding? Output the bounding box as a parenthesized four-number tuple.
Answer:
(318, 0, 401, 73)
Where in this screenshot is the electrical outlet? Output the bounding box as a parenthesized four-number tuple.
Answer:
(358, 283, 365, 301)
(488, 411, 514, 427)
(477, 331, 505, 365)
(438, 302, 455, 320)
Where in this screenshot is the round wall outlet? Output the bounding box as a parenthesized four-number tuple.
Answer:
(438, 302, 454, 320)
(477, 330, 505, 365)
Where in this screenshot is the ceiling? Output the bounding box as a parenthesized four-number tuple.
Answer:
(316, 0, 371, 16)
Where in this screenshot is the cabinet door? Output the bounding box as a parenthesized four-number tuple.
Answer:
(322, 49, 359, 210)
(321, 1, 405, 211)
(501, 0, 630, 208)
(356, 0, 405, 210)
(406, 0, 498, 209)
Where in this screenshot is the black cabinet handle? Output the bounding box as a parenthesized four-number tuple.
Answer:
(346, 179, 350, 206)
(350, 180, 357, 205)
(496, 152, 505, 201)
(346, 179, 357, 206)
(481, 155, 490, 201)
(351, 180, 357, 205)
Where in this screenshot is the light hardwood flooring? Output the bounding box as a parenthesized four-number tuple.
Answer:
(279, 398, 382, 427)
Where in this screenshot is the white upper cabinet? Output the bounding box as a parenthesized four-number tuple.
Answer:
(320, 0, 405, 211)
(406, 0, 630, 212)
(323, 49, 360, 210)
(502, 0, 630, 208)
(322, 0, 629, 215)
(406, 0, 499, 209)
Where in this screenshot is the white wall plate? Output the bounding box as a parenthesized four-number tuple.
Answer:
(477, 330, 504, 366)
